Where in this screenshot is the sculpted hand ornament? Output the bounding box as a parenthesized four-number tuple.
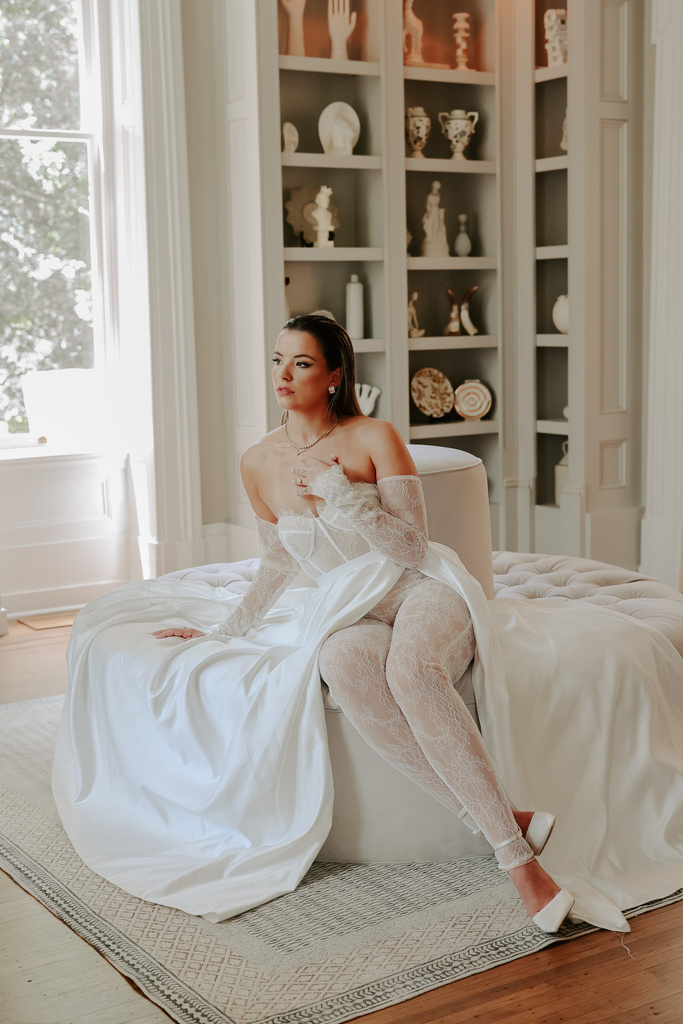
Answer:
(280, 0, 306, 57)
(328, 0, 357, 61)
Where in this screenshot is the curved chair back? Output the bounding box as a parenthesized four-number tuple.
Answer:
(408, 444, 494, 599)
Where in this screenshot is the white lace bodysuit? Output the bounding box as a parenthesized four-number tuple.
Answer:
(217, 464, 534, 872)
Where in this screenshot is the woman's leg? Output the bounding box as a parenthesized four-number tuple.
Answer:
(319, 618, 479, 822)
(384, 578, 535, 872)
(321, 585, 563, 920)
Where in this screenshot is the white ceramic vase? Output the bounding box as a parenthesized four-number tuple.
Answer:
(345, 274, 364, 340)
(405, 106, 431, 158)
(454, 213, 472, 256)
(438, 109, 479, 161)
(554, 439, 569, 505)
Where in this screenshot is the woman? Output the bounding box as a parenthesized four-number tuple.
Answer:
(54, 316, 683, 930)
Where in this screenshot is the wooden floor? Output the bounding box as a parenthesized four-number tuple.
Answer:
(1, 618, 683, 1024)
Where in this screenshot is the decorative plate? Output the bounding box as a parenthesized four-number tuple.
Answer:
(410, 367, 454, 419)
(453, 379, 492, 420)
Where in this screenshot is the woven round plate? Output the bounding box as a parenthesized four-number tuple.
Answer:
(410, 367, 454, 418)
(453, 379, 492, 420)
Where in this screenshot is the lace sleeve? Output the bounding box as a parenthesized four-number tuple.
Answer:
(214, 518, 298, 637)
(307, 464, 428, 569)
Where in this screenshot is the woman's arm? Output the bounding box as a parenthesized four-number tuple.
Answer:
(302, 421, 428, 569)
(156, 447, 299, 641)
(212, 449, 299, 637)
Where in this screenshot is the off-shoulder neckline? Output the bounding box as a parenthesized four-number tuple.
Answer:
(254, 472, 421, 527)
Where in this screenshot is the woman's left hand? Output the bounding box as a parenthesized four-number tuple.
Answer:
(292, 454, 343, 493)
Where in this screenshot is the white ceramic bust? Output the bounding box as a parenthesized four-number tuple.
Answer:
(329, 112, 356, 155)
(308, 186, 334, 247)
(319, 102, 360, 156)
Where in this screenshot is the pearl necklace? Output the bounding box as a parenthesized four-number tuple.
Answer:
(284, 420, 338, 455)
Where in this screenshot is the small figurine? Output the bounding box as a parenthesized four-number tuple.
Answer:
(421, 181, 449, 257)
(403, 0, 425, 66)
(286, 185, 340, 245)
(305, 185, 335, 247)
(408, 292, 426, 338)
(544, 9, 568, 66)
(327, 0, 356, 61)
(444, 285, 479, 336)
(355, 382, 381, 416)
(281, 122, 299, 153)
(452, 12, 471, 70)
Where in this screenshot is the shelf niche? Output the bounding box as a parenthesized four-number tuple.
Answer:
(402, 0, 497, 74)
(535, 76, 567, 160)
(277, 0, 380, 63)
(403, 80, 496, 164)
(406, 171, 498, 259)
(284, 259, 385, 341)
(407, 267, 497, 338)
(282, 166, 383, 249)
(279, 68, 381, 156)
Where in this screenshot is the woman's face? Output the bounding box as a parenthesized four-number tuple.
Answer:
(272, 330, 340, 413)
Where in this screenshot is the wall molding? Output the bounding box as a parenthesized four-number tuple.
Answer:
(640, 0, 683, 589)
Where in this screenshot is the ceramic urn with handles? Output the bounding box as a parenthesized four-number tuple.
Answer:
(438, 108, 479, 160)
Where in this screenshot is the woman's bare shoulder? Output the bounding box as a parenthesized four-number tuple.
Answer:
(240, 428, 285, 472)
(345, 417, 417, 476)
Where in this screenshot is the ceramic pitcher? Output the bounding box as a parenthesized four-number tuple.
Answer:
(438, 109, 479, 160)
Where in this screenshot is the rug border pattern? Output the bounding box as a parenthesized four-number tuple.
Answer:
(0, 833, 233, 1024)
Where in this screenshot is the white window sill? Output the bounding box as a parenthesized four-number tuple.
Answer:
(0, 438, 107, 462)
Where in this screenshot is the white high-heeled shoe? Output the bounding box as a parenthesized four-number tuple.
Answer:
(524, 811, 556, 857)
(458, 808, 556, 857)
(532, 889, 575, 933)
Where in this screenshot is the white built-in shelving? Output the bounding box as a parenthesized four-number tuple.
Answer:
(266, 0, 504, 534)
(242, 0, 644, 559)
(515, 0, 644, 565)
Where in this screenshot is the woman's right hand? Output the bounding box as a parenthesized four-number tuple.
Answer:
(153, 627, 205, 640)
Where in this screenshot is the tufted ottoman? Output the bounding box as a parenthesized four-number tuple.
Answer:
(318, 549, 683, 862)
(159, 447, 683, 863)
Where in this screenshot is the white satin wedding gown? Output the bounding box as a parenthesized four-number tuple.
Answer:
(52, 467, 683, 931)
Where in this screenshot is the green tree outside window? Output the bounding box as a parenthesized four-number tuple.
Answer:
(0, 0, 94, 434)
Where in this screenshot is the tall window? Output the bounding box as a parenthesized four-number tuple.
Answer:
(0, 0, 100, 446)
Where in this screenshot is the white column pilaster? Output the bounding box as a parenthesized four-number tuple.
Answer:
(640, 0, 683, 589)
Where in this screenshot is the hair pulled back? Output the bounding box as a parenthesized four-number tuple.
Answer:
(281, 314, 363, 419)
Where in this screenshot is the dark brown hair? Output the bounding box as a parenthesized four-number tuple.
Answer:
(281, 314, 363, 418)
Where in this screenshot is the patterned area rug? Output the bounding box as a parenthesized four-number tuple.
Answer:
(1, 696, 681, 1024)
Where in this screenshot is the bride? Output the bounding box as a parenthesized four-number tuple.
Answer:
(53, 315, 683, 931)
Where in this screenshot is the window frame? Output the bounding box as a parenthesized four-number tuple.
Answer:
(0, 0, 108, 454)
